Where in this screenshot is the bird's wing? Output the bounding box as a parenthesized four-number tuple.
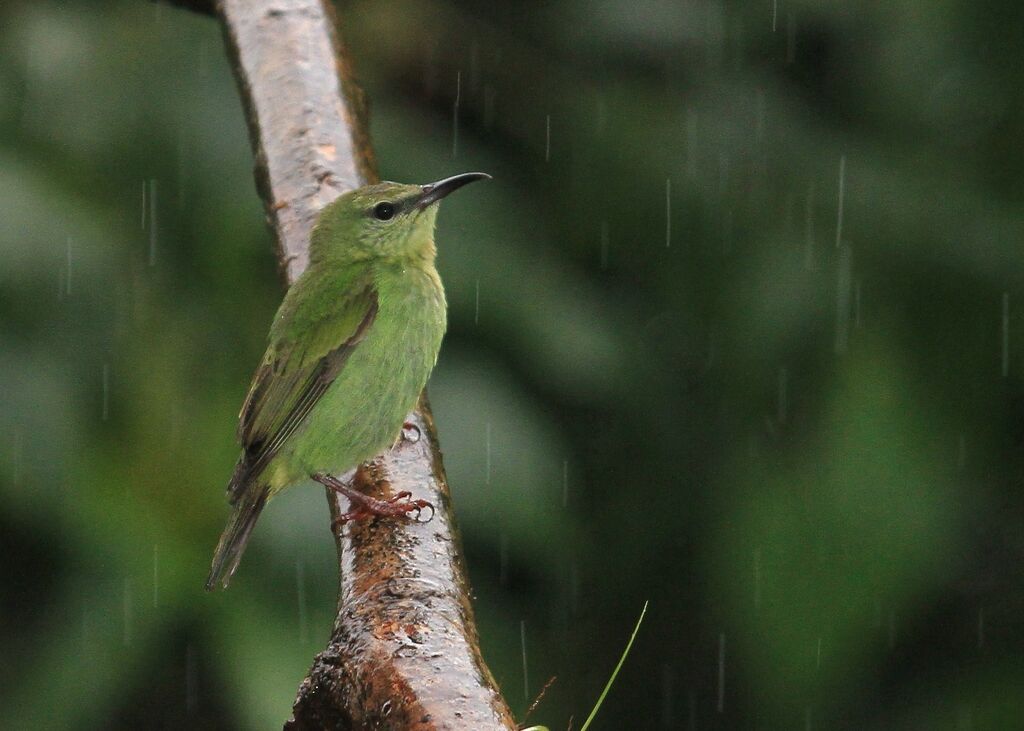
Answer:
(230, 269, 378, 499)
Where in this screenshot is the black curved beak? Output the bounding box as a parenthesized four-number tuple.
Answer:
(415, 172, 491, 209)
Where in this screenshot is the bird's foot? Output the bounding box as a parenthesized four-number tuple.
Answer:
(311, 472, 434, 530)
(333, 491, 435, 528)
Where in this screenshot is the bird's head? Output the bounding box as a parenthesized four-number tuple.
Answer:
(310, 172, 490, 265)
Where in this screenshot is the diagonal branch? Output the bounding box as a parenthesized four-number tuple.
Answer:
(165, 0, 518, 727)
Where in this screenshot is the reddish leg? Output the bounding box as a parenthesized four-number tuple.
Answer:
(311, 472, 434, 530)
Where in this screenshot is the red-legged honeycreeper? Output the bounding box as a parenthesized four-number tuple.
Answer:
(206, 172, 490, 590)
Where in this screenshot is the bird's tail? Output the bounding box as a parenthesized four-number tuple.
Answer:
(205, 485, 268, 591)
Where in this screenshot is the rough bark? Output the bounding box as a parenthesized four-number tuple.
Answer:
(166, 0, 517, 727)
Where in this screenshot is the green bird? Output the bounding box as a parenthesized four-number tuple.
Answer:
(206, 172, 490, 590)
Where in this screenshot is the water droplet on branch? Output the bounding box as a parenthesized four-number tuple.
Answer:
(402, 422, 421, 443)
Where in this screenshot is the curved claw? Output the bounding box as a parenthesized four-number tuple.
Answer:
(412, 500, 435, 523)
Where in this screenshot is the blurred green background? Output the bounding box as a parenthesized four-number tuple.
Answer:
(3, 0, 1024, 728)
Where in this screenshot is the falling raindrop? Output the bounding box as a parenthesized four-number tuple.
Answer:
(483, 84, 496, 128)
(177, 127, 187, 207)
(123, 577, 133, 646)
(755, 90, 766, 145)
(545, 114, 551, 162)
(102, 363, 110, 421)
(141, 179, 147, 229)
(600, 221, 610, 269)
(786, 13, 797, 64)
(520, 620, 529, 703)
(803, 181, 816, 270)
(297, 559, 309, 645)
(816, 637, 822, 670)
(753, 547, 762, 610)
(665, 178, 672, 248)
(499, 532, 509, 586)
(834, 245, 852, 354)
(686, 110, 698, 181)
(595, 92, 607, 137)
(999, 290, 1007, 376)
(717, 633, 726, 713)
(12, 429, 23, 487)
(423, 39, 438, 97)
(805, 706, 813, 731)
(469, 40, 480, 93)
(777, 367, 788, 425)
(65, 237, 73, 296)
(148, 179, 158, 266)
(485, 421, 492, 485)
(185, 643, 198, 715)
(835, 155, 846, 249)
(198, 38, 209, 78)
(562, 459, 569, 508)
(718, 152, 730, 199)
(452, 71, 461, 159)
(854, 279, 863, 328)
(661, 663, 674, 728)
(82, 602, 89, 653)
(772, 0, 778, 32)
(723, 208, 734, 256)
(153, 544, 159, 608)
(748, 432, 760, 459)
(788, 203, 802, 253)
(569, 557, 579, 615)
(474, 279, 480, 325)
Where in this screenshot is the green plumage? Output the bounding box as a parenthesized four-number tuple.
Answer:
(207, 173, 488, 590)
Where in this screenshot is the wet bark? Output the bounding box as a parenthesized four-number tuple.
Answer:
(164, 0, 517, 728)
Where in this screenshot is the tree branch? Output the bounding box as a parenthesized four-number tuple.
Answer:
(185, 0, 519, 727)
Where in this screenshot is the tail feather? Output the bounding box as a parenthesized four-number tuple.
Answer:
(206, 486, 268, 591)
(227, 455, 253, 504)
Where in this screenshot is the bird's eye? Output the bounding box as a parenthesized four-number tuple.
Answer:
(373, 202, 396, 221)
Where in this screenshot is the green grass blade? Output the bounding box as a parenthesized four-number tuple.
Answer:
(579, 600, 649, 731)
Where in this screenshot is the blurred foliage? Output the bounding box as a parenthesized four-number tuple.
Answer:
(2, 0, 1024, 728)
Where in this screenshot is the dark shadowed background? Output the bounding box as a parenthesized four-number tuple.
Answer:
(3, 1, 1024, 728)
